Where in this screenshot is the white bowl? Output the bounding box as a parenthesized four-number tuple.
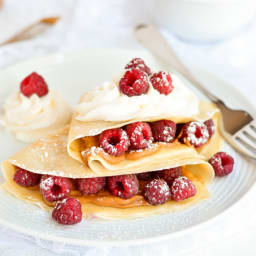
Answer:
(144, 0, 256, 42)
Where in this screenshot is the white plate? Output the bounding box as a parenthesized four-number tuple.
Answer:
(0, 49, 255, 247)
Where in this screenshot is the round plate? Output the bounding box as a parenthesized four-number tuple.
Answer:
(0, 49, 255, 247)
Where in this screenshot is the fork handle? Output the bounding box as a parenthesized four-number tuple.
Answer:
(134, 24, 221, 103)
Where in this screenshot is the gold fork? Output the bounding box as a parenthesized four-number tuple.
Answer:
(0, 16, 59, 46)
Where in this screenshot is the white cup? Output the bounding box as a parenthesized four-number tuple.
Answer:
(142, 0, 256, 42)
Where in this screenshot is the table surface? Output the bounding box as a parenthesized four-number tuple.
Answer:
(0, 0, 256, 255)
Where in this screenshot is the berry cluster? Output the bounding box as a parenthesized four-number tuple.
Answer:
(98, 118, 216, 156)
(120, 58, 174, 97)
(12, 165, 198, 224)
(99, 119, 178, 156)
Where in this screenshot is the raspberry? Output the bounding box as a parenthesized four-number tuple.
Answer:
(125, 58, 151, 75)
(150, 71, 174, 95)
(154, 167, 182, 186)
(119, 69, 149, 97)
(77, 177, 106, 195)
(107, 174, 139, 199)
(209, 152, 234, 177)
(99, 128, 130, 156)
(13, 167, 41, 187)
(20, 72, 49, 97)
(143, 179, 170, 205)
(40, 175, 72, 202)
(52, 197, 82, 225)
(204, 119, 215, 138)
(151, 120, 176, 143)
(179, 121, 209, 148)
(126, 122, 153, 150)
(171, 176, 197, 202)
(137, 172, 153, 180)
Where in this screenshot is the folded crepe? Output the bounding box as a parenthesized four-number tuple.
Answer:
(1, 127, 215, 219)
(68, 76, 222, 176)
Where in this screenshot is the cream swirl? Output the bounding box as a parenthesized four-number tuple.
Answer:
(1, 91, 72, 142)
(75, 74, 199, 122)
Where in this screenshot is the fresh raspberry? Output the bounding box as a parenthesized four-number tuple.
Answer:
(99, 128, 130, 156)
(13, 167, 41, 187)
(52, 197, 82, 225)
(119, 69, 149, 97)
(154, 167, 182, 186)
(137, 172, 153, 180)
(204, 119, 215, 138)
(126, 122, 153, 150)
(209, 152, 234, 177)
(125, 58, 151, 75)
(40, 175, 72, 202)
(107, 174, 139, 199)
(20, 72, 49, 97)
(151, 120, 176, 143)
(171, 176, 197, 202)
(150, 71, 174, 95)
(179, 121, 209, 148)
(143, 178, 170, 205)
(77, 177, 106, 195)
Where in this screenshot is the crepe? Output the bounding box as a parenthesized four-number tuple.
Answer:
(67, 100, 222, 176)
(1, 126, 214, 219)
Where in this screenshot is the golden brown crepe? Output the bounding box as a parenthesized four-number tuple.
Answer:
(67, 101, 222, 176)
(1, 127, 215, 219)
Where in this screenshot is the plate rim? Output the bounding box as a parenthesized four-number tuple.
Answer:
(0, 48, 255, 247)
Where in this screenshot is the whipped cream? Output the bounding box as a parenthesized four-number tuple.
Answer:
(75, 74, 199, 122)
(1, 91, 72, 142)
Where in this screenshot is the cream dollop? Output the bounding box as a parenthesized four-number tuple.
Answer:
(1, 91, 72, 142)
(75, 74, 199, 122)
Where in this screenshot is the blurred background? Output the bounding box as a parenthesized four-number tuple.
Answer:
(1, 0, 256, 255)
(0, 0, 256, 102)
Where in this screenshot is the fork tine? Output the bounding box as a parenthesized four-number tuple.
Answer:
(235, 136, 256, 154)
(233, 120, 256, 156)
(250, 124, 256, 134)
(242, 130, 256, 144)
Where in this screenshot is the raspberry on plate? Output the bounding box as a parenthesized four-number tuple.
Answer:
(99, 128, 130, 156)
(77, 177, 106, 195)
(40, 175, 72, 202)
(13, 167, 41, 187)
(52, 197, 82, 225)
(154, 167, 182, 186)
(20, 72, 49, 97)
(125, 58, 151, 75)
(209, 152, 234, 176)
(107, 174, 139, 199)
(126, 122, 153, 150)
(204, 119, 215, 138)
(119, 68, 149, 97)
(143, 178, 170, 205)
(137, 172, 153, 180)
(151, 120, 176, 143)
(171, 176, 197, 202)
(179, 121, 209, 148)
(150, 71, 174, 95)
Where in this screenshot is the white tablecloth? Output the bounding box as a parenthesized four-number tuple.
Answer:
(0, 1, 256, 255)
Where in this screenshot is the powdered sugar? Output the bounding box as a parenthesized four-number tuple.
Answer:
(182, 121, 209, 147)
(171, 176, 196, 201)
(144, 178, 170, 205)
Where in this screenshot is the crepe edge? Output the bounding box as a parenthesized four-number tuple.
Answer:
(1, 160, 213, 219)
